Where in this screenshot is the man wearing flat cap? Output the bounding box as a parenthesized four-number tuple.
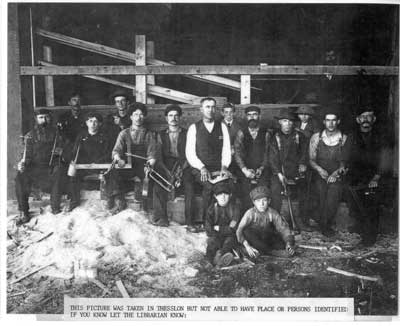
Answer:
(57, 94, 86, 143)
(67, 112, 114, 212)
(234, 105, 271, 212)
(151, 104, 195, 227)
(105, 90, 132, 144)
(269, 107, 310, 231)
(236, 186, 295, 259)
(111, 102, 158, 213)
(309, 105, 352, 237)
(186, 97, 232, 232)
(15, 109, 66, 225)
(294, 104, 320, 140)
(346, 101, 392, 246)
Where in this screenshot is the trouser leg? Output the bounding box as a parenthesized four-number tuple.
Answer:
(49, 166, 62, 211)
(152, 182, 168, 223)
(220, 236, 237, 255)
(324, 182, 342, 230)
(15, 171, 31, 213)
(206, 236, 222, 262)
(237, 176, 253, 213)
(192, 169, 213, 223)
(182, 168, 195, 226)
(243, 228, 271, 254)
(270, 175, 283, 213)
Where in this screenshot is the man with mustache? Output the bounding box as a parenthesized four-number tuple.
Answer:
(347, 103, 389, 246)
(106, 90, 132, 143)
(309, 105, 352, 237)
(234, 106, 270, 212)
(58, 94, 86, 143)
(269, 107, 310, 232)
(186, 97, 232, 232)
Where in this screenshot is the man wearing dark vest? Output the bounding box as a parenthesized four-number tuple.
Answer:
(234, 105, 270, 212)
(15, 109, 65, 225)
(105, 90, 132, 144)
(111, 102, 157, 213)
(151, 104, 195, 227)
(57, 94, 86, 143)
(347, 103, 390, 246)
(269, 107, 310, 231)
(309, 106, 352, 237)
(67, 112, 113, 212)
(186, 97, 232, 233)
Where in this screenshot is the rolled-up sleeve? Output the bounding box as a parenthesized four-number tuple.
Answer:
(112, 130, 125, 160)
(236, 209, 253, 244)
(221, 122, 231, 169)
(145, 131, 157, 160)
(185, 124, 204, 171)
(234, 130, 246, 169)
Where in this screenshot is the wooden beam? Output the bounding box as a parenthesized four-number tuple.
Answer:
(43, 46, 55, 106)
(75, 163, 131, 170)
(39, 61, 201, 104)
(146, 41, 155, 104)
(21, 65, 399, 76)
(135, 35, 147, 103)
(36, 28, 246, 91)
(240, 75, 251, 104)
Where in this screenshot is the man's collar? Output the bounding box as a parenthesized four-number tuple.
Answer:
(130, 125, 145, 131)
(166, 127, 182, 134)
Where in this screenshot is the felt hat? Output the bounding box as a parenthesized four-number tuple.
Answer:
(34, 108, 51, 115)
(213, 182, 231, 196)
(245, 106, 261, 114)
(322, 104, 341, 119)
(295, 104, 315, 116)
(85, 112, 103, 123)
(110, 89, 131, 102)
(128, 102, 147, 116)
(250, 186, 271, 201)
(165, 104, 182, 116)
(274, 107, 296, 121)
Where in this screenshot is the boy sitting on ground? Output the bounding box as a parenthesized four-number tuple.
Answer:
(236, 186, 295, 259)
(205, 182, 240, 267)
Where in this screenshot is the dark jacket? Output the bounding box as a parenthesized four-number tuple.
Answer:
(58, 111, 86, 143)
(205, 201, 241, 237)
(72, 130, 112, 164)
(294, 119, 320, 140)
(269, 130, 307, 178)
(157, 127, 188, 170)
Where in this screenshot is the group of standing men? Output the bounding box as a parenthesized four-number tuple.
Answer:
(15, 91, 391, 254)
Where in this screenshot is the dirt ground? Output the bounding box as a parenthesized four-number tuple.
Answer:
(6, 194, 398, 316)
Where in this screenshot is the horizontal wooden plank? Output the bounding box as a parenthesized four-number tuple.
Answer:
(39, 61, 201, 104)
(75, 163, 132, 170)
(22, 65, 399, 76)
(37, 29, 247, 90)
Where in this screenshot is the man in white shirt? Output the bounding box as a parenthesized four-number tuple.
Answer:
(186, 97, 232, 232)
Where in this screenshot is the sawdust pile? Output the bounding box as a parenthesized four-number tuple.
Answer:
(8, 192, 207, 296)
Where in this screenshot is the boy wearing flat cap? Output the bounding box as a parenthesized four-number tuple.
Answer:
(68, 112, 113, 211)
(105, 90, 132, 144)
(205, 182, 240, 267)
(294, 104, 319, 140)
(236, 186, 295, 259)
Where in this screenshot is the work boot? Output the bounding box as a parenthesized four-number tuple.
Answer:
(16, 211, 30, 226)
(321, 228, 336, 238)
(66, 201, 79, 213)
(186, 225, 199, 233)
(217, 252, 234, 267)
(104, 196, 115, 210)
(51, 208, 62, 215)
(213, 250, 222, 266)
(296, 218, 313, 232)
(111, 196, 127, 215)
(151, 219, 169, 227)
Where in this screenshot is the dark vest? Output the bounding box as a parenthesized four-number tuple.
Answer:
(243, 128, 267, 169)
(159, 128, 187, 167)
(195, 120, 223, 172)
(30, 125, 58, 166)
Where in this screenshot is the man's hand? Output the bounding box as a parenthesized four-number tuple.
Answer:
(147, 158, 156, 167)
(298, 164, 307, 174)
(318, 168, 329, 180)
(242, 167, 256, 179)
(17, 160, 25, 172)
(229, 220, 237, 229)
(213, 225, 220, 232)
(244, 241, 259, 258)
(278, 173, 288, 186)
(327, 174, 338, 184)
(220, 166, 231, 178)
(200, 167, 211, 182)
(53, 147, 63, 156)
(255, 167, 264, 178)
(117, 159, 126, 168)
(286, 243, 295, 256)
(368, 174, 380, 188)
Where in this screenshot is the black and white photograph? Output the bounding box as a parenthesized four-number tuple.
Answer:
(5, 1, 399, 321)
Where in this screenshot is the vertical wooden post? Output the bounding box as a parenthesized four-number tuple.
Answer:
(8, 4, 23, 199)
(146, 41, 155, 104)
(43, 45, 55, 106)
(135, 35, 147, 104)
(240, 75, 251, 104)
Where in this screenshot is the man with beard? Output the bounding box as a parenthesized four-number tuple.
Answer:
(106, 90, 132, 143)
(151, 104, 195, 227)
(111, 102, 157, 213)
(309, 106, 352, 237)
(15, 109, 65, 225)
(67, 112, 113, 212)
(234, 106, 270, 212)
(58, 94, 86, 143)
(347, 104, 389, 246)
(269, 107, 311, 232)
(186, 97, 232, 232)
